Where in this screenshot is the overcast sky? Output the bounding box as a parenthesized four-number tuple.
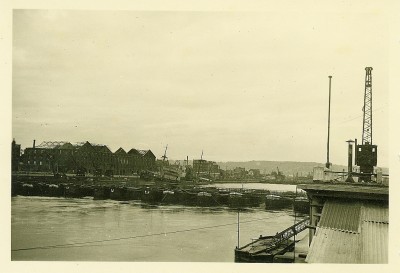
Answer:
(12, 7, 389, 167)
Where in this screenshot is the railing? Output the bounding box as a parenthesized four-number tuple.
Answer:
(273, 217, 309, 245)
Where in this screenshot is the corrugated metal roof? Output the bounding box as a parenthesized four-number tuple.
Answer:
(318, 200, 361, 233)
(306, 199, 388, 264)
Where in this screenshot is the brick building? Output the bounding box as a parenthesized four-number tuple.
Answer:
(20, 140, 156, 176)
(193, 159, 220, 179)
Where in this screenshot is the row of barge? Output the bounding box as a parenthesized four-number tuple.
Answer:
(11, 180, 309, 212)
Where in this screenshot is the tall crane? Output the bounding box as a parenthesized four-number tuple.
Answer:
(355, 67, 377, 182)
(362, 67, 373, 145)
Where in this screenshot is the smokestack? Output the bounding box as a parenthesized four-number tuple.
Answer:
(345, 140, 355, 182)
(33, 139, 36, 148)
(354, 138, 358, 166)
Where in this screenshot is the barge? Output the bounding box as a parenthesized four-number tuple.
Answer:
(235, 217, 309, 263)
(265, 194, 292, 210)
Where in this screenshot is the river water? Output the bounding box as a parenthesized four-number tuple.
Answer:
(11, 183, 303, 262)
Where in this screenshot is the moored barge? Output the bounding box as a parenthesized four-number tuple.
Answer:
(235, 217, 309, 263)
(265, 194, 292, 210)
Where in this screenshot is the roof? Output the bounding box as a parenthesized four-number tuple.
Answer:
(115, 147, 127, 154)
(298, 183, 388, 201)
(74, 141, 107, 147)
(128, 149, 154, 157)
(137, 150, 148, 156)
(36, 141, 70, 149)
(306, 199, 388, 263)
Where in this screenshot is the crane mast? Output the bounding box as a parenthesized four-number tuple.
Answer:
(362, 67, 373, 145)
(162, 145, 168, 162)
(355, 67, 377, 182)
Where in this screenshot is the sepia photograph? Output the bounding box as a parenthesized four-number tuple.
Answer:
(2, 0, 399, 272)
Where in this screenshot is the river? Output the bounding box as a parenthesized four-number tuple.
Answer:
(11, 183, 303, 262)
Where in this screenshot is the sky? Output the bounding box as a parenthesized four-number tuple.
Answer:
(12, 6, 390, 167)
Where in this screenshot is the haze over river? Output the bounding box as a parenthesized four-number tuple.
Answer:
(12, 183, 303, 261)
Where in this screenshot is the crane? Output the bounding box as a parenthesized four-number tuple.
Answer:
(162, 144, 168, 162)
(355, 67, 377, 182)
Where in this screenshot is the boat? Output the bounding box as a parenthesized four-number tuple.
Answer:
(216, 189, 230, 206)
(178, 188, 198, 206)
(141, 186, 163, 204)
(235, 236, 295, 263)
(196, 191, 217, 206)
(229, 192, 247, 208)
(161, 165, 184, 182)
(235, 217, 309, 263)
(293, 196, 309, 214)
(93, 186, 111, 200)
(160, 189, 182, 204)
(265, 194, 292, 210)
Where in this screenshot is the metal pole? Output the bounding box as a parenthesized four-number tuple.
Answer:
(326, 76, 332, 169)
(237, 209, 240, 248)
(293, 186, 297, 261)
